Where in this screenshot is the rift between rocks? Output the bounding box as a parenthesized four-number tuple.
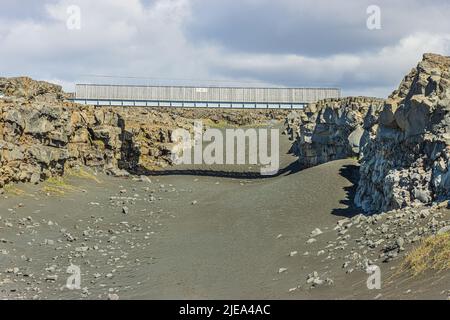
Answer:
(287, 53, 450, 214)
(3, 53, 450, 216)
(0, 77, 286, 188)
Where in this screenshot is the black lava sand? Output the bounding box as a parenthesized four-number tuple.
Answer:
(0, 127, 448, 300)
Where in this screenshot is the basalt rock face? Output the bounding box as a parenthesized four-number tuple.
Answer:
(355, 53, 450, 213)
(0, 101, 182, 187)
(0, 77, 285, 188)
(285, 97, 384, 168)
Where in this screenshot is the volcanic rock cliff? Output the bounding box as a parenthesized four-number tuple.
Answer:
(285, 97, 385, 168)
(0, 78, 285, 188)
(355, 53, 450, 213)
(287, 53, 450, 214)
(0, 100, 183, 187)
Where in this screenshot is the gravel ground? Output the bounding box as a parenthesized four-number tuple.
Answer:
(0, 128, 449, 300)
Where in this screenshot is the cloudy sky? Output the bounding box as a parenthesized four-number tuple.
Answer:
(1, 0, 449, 97)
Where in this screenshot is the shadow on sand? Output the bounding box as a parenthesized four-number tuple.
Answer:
(331, 164, 364, 218)
(124, 157, 302, 180)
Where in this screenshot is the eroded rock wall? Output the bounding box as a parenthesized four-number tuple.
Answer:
(355, 53, 450, 213)
(0, 101, 176, 187)
(285, 97, 384, 168)
(0, 77, 287, 188)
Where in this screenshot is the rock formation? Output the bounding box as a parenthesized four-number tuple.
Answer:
(355, 53, 450, 213)
(286, 53, 450, 214)
(285, 97, 384, 168)
(0, 77, 286, 188)
(0, 77, 68, 102)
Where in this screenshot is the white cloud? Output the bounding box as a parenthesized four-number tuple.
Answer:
(0, 0, 449, 98)
(209, 32, 450, 97)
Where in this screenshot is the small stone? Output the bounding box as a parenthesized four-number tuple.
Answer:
(311, 228, 323, 237)
(437, 225, 450, 235)
(436, 200, 448, 209)
(396, 237, 405, 250)
(107, 293, 120, 300)
(46, 275, 58, 282)
(312, 278, 324, 286)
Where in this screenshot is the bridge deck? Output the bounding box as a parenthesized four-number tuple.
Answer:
(72, 84, 341, 109)
(70, 99, 307, 109)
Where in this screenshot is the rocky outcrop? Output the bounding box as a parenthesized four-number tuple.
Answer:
(0, 77, 68, 102)
(0, 100, 216, 186)
(285, 53, 450, 214)
(355, 53, 450, 213)
(285, 97, 384, 168)
(0, 77, 286, 188)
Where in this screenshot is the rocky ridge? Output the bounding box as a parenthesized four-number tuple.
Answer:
(0, 77, 286, 189)
(0, 77, 68, 102)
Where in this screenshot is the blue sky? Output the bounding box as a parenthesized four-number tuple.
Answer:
(1, 0, 449, 97)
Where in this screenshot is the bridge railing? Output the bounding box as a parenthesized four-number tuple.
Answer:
(69, 98, 307, 109)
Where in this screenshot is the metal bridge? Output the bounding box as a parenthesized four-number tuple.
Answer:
(71, 84, 341, 109)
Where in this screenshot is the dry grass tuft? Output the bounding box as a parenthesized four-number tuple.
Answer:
(66, 167, 101, 183)
(401, 232, 450, 276)
(41, 167, 101, 195)
(41, 177, 79, 195)
(202, 119, 233, 128)
(3, 185, 25, 196)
